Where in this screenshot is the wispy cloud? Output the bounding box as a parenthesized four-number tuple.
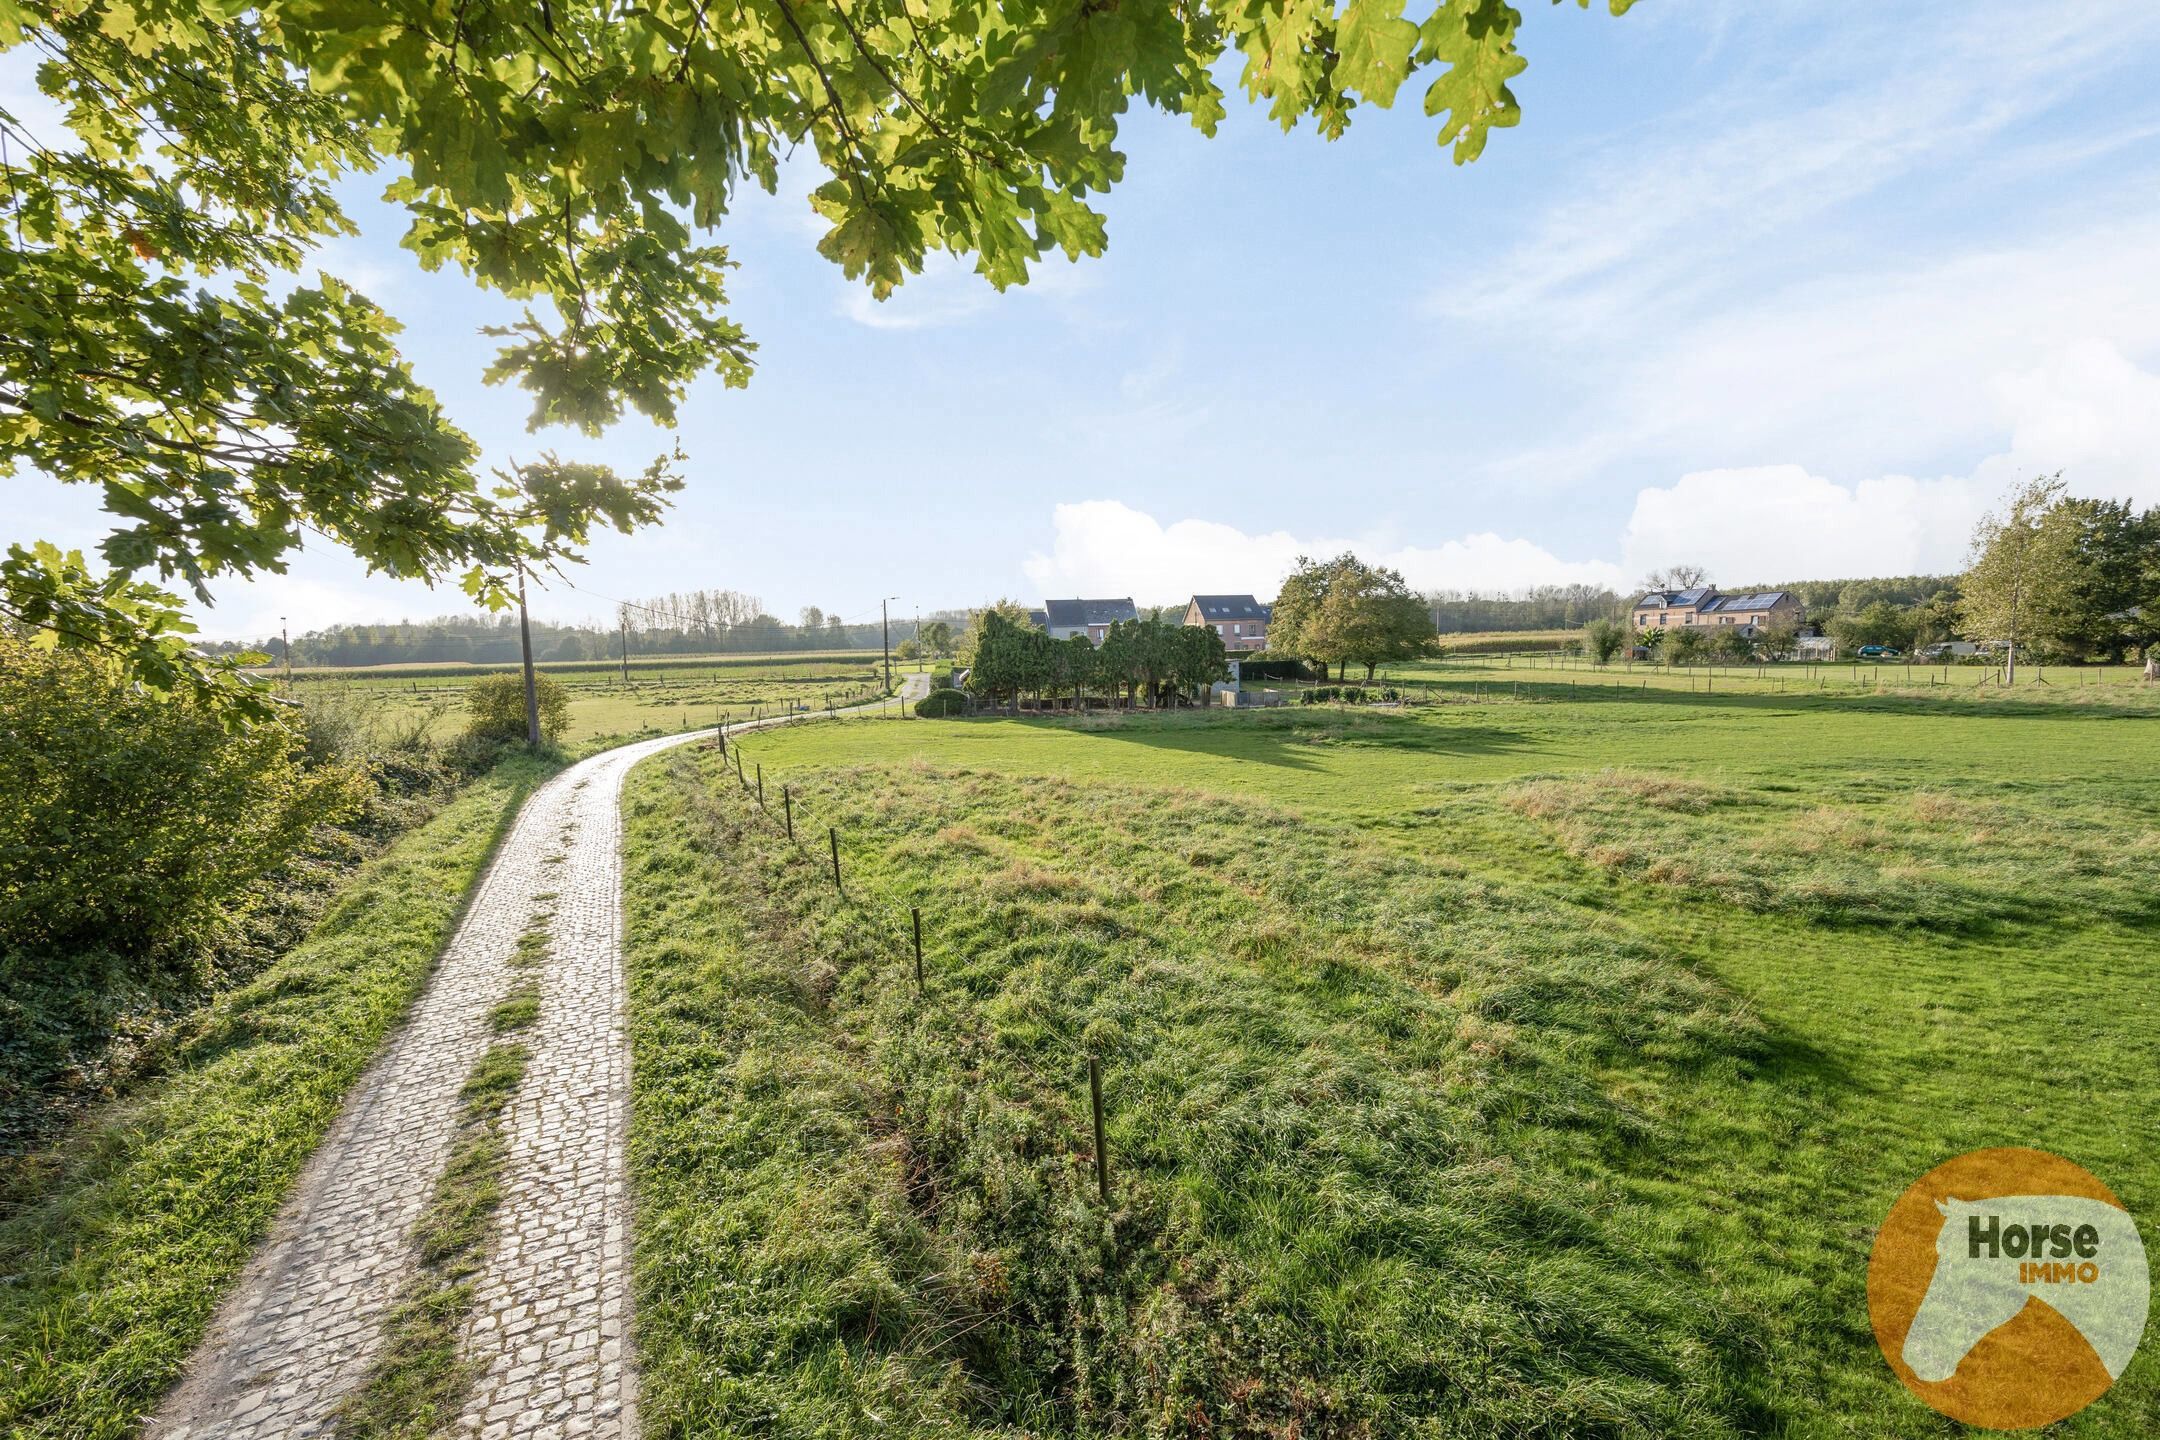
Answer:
(836, 250, 1104, 330)
(1436, 0, 2160, 336)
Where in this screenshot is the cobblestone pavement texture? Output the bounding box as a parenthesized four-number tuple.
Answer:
(145, 682, 928, 1440)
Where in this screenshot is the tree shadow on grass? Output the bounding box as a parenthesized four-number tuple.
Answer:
(998, 707, 1540, 771)
(1407, 676, 2160, 723)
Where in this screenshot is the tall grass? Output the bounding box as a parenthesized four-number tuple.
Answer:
(622, 751, 1778, 1437)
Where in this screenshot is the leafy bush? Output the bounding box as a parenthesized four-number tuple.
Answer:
(463, 671, 568, 743)
(1584, 617, 1628, 664)
(914, 686, 967, 718)
(0, 641, 365, 964)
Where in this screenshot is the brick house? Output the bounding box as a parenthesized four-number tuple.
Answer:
(1632, 587, 1802, 637)
(1182, 594, 1272, 652)
(1042, 597, 1137, 646)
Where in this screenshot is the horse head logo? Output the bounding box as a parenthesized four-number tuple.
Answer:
(1902, 1194, 2148, 1385)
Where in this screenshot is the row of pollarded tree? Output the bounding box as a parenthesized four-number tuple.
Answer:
(963, 612, 1230, 709)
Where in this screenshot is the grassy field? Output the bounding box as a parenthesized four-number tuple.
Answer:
(620, 689, 2160, 1436)
(288, 651, 897, 749)
(0, 753, 557, 1440)
(1380, 651, 2157, 702)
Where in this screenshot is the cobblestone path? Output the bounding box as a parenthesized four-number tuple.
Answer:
(152, 677, 929, 1440)
(148, 718, 773, 1440)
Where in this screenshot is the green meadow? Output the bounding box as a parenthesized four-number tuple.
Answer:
(285, 650, 893, 749)
(620, 687, 2160, 1437)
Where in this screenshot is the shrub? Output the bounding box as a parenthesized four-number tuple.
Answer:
(0, 639, 366, 965)
(915, 686, 967, 718)
(1584, 617, 1628, 665)
(463, 671, 569, 743)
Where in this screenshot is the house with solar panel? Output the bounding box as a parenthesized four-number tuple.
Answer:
(1041, 597, 1137, 646)
(1632, 587, 1802, 637)
(1181, 594, 1272, 652)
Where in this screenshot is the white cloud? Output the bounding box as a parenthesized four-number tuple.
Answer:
(1618, 466, 1989, 583)
(1020, 500, 1624, 602)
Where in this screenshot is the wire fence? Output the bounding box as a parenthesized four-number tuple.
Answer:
(701, 706, 1119, 1205)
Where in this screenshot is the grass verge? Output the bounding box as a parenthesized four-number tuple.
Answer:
(0, 752, 558, 1440)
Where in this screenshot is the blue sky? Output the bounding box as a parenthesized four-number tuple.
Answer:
(10, 0, 2160, 638)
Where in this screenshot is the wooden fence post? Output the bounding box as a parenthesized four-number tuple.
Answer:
(756, 762, 764, 805)
(1088, 1056, 1109, 1204)
(911, 906, 924, 993)
(784, 786, 793, 841)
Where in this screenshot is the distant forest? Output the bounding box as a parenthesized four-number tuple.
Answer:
(207, 588, 971, 667)
(1423, 585, 1626, 634)
(213, 576, 1975, 667)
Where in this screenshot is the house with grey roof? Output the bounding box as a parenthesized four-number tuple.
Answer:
(1042, 597, 1137, 646)
(1182, 594, 1272, 652)
(1632, 587, 1802, 637)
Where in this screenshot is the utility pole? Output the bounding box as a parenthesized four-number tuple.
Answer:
(881, 596, 895, 693)
(619, 610, 631, 686)
(915, 609, 923, 671)
(516, 560, 541, 747)
(280, 616, 293, 692)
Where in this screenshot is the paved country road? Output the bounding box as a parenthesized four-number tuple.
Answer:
(151, 674, 931, 1440)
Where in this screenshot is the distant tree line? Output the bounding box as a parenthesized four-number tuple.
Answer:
(208, 590, 975, 666)
(1423, 584, 1624, 634)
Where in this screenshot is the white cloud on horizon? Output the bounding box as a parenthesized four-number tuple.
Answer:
(1020, 499, 1627, 602)
(1028, 323, 2160, 602)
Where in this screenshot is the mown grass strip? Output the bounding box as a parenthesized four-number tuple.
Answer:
(0, 752, 559, 1440)
(333, 1038, 533, 1439)
(336, 892, 554, 1436)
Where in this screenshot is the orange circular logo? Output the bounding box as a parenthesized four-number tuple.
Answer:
(1868, 1148, 2150, 1429)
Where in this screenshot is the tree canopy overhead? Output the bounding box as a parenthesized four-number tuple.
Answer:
(1, 0, 1632, 712)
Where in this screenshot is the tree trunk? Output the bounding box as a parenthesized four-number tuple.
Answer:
(517, 561, 541, 748)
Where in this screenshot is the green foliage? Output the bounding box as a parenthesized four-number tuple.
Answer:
(1270, 552, 1435, 679)
(462, 672, 569, 744)
(0, 637, 364, 964)
(1428, 585, 1623, 633)
(1665, 627, 1707, 665)
(1710, 625, 1757, 663)
(2, 0, 1629, 707)
(913, 686, 967, 718)
(1583, 616, 1627, 664)
(1826, 602, 1914, 656)
(965, 612, 1229, 707)
(1959, 475, 2084, 680)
